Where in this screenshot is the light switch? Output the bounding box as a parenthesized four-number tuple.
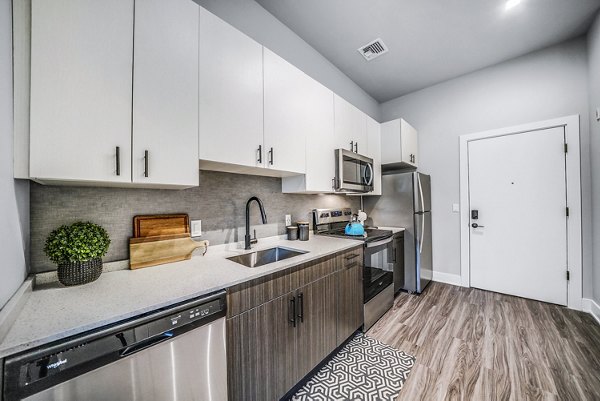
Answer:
(452, 203, 460, 213)
(191, 220, 202, 237)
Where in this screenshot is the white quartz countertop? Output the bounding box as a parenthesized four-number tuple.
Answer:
(0, 235, 362, 358)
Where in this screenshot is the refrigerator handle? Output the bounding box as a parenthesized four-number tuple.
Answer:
(417, 173, 425, 213)
(420, 215, 425, 254)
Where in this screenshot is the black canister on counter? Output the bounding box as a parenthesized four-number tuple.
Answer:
(287, 226, 298, 240)
(297, 221, 310, 241)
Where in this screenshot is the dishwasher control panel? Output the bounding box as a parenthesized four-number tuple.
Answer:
(147, 298, 222, 337)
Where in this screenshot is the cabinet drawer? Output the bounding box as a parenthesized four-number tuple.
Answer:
(335, 246, 363, 271)
(289, 254, 337, 290)
(227, 269, 292, 317)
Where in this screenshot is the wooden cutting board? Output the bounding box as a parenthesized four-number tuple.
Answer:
(129, 237, 209, 270)
(133, 214, 189, 238)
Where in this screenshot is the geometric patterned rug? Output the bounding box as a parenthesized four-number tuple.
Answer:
(291, 333, 416, 401)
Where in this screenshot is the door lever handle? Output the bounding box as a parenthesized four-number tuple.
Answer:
(471, 223, 484, 228)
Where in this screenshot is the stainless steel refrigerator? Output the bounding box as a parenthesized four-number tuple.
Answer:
(364, 171, 433, 293)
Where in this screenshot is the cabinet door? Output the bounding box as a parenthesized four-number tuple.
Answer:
(366, 116, 382, 195)
(199, 8, 264, 168)
(296, 274, 338, 381)
(29, 0, 133, 183)
(381, 118, 418, 167)
(380, 119, 401, 165)
(336, 255, 364, 346)
(401, 118, 418, 167)
(227, 294, 297, 401)
(393, 233, 405, 293)
(132, 0, 199, 187)
(263, 48, 306, 174)
(334, 95, 367, 153)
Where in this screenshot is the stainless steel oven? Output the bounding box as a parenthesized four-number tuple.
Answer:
(363, 235, 394, 329)
(334, 149, 374, 193)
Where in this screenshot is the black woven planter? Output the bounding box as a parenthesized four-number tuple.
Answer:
(57, 258, 103, 286)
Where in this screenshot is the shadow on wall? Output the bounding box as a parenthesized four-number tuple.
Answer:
(30, 170, 360, 273)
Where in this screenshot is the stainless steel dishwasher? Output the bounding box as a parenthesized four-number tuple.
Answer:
(2, 290, 227, 401)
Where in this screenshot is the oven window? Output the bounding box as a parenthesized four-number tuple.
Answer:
(365, 242, 393, 273)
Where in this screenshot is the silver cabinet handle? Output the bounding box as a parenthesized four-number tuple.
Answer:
(144, 150, 149, 178)
(257, 145, 262, 164)
(350, 141, 354, 152)
(115, 146, 121, 176)
(268, 147, 274, 165)
(354, 142, 358, 153)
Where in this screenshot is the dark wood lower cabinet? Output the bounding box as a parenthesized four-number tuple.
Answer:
(226, 294, 296, 401)
(296, 274, 337, 378)
(335, 255, 364, 346)
(226, 246, 364, 401)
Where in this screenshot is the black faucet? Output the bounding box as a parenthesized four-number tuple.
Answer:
(245, 196, 268, 250)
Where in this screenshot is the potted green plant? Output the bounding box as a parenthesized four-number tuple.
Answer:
(44, 221, 111, 286)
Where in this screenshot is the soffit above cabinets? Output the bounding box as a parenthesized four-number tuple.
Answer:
(255, 0, 600, 102)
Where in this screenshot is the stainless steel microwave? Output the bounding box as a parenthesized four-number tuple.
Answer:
(334, 149, 374, 193)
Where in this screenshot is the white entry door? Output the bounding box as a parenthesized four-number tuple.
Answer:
(468, 127, 568, 305)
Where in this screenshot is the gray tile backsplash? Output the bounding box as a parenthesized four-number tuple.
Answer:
(30, 170, 359, 273)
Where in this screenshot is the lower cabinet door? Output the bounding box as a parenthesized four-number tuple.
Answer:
(295, 275, 338, 381)
(336, 261, 364, 346)
(226, 294, 297, 401)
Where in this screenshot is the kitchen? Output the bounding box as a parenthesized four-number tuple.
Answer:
(1, 0, 600, 400)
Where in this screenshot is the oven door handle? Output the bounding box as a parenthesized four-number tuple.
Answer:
(365, 235, 393, 248)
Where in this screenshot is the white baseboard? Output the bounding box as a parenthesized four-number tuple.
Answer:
(431, 271, 463, 287)
(582, 298, 600, 325)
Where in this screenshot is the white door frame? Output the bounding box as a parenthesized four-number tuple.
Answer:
(459, 115, 582, 310)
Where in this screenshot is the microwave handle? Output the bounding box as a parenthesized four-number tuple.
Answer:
(364, 163, 374, 186)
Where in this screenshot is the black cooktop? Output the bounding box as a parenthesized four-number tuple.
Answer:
(319, 227, 393, 242)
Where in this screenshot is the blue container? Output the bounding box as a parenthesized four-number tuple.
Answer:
(345, 222, 365, 236)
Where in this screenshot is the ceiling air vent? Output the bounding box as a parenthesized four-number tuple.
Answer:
(357, 38, 388, 61)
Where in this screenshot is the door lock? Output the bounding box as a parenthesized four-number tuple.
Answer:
(471, 223, 484, 228)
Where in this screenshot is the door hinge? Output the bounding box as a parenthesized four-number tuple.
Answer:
(566, 207, 570, 217)
(564, 143, 568, 153)
(567, 270, 570, 281)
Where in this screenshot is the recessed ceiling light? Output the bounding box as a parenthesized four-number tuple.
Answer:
(505, 0, 522, 10)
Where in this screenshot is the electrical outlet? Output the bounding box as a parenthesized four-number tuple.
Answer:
(191, 220, 202, 237)
(285, 214, 292, 226)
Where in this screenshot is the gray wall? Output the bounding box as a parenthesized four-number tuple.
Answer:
(588, 13, 600, 304)
(0, 0, 29, 309)
(194, 0, 380, 121)
(30, 171, 359, 273)
(380, 37, 593, 297)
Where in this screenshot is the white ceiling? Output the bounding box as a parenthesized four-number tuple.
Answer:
(255, 0, 600, 103)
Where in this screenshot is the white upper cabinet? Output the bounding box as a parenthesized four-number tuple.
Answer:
(133, 0, 199, 187)
(29, 0, 134, 184)
(263, 48, 307, 174)
(334, 95, 367, 155)
(366, 116, 382, 196)
(199, 8, 264, 169)
(381, 118, 418, 168)
(25, 0, 200, 188)
(276, 54, 335, 193)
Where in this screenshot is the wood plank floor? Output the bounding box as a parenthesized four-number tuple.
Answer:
(367, 282, 600, 401)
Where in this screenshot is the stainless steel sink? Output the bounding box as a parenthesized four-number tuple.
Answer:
(227, 246, 308, 268)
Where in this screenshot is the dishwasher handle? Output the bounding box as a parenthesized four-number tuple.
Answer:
(120, 331, 174, 357)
